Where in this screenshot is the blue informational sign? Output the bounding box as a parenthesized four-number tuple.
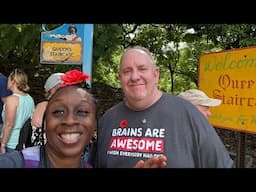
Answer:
(40, 24, 94, 86)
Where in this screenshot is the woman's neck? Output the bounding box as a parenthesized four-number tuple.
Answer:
(12, 87, 26, 95)
(45, 147, 82, 168)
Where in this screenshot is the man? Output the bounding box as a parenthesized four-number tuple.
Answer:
(177, 89, 221, 119)
(177, 89, 237, 163)
(95, 45, 234, 168)
(0, 72, 12, 133)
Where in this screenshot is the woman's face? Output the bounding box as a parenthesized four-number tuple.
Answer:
(45, 86, 96, 159)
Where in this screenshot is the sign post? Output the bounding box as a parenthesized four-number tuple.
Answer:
(82, 24, 93, 87)
(40, 24, 94, 86)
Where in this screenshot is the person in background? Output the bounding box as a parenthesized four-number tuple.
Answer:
(0, 70, 96, 168)
(177, 89, 221, 119)
(95, 45, 234, 168)
(0, 68, 35, 153)
(31, 73, 64, 146)
(0, 70, 12, 134)
(47, 25, 82, 42)
(177, 89, 236, 163)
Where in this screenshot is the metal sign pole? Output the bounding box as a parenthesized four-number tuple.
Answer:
(82, 24, 94, 87)
(236, 132, 246, 168)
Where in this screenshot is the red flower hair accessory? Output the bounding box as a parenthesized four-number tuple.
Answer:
(60, 69, 90, 88)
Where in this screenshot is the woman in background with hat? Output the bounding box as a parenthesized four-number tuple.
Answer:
(31, 73, 64, 146)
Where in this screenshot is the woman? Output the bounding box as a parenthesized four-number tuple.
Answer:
(0, 68, 35, 153)
(31, 72, 64, 146)
(0, 70, 96, 168)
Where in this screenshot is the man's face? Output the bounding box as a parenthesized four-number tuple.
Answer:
(119, 49, 159, 103)
(196, 105, 212, 119)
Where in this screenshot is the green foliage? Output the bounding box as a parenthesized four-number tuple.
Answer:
(1, 23, 256, 97)
(93, 46, 123, 88)
(92, 24, 124, 86)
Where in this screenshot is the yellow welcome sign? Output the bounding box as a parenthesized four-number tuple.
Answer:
(199, 46, 256, 134)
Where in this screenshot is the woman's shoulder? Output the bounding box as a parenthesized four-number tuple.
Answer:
(21, 146, 41, 168)
(34, 101, 48, 113)
(5, 94, 19, 104)
(35, 101, 48, 108)
(0, 151, 24, 168)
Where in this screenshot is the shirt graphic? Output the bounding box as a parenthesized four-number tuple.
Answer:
(107, 119, 165, 158)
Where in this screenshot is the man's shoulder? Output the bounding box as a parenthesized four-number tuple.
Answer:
(0, 74, 8, 86)
(99, 101, 124, 119)
(106, 101, 123, 112)
(161, 93, 188, 106)
(0, 73, 7, 79)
